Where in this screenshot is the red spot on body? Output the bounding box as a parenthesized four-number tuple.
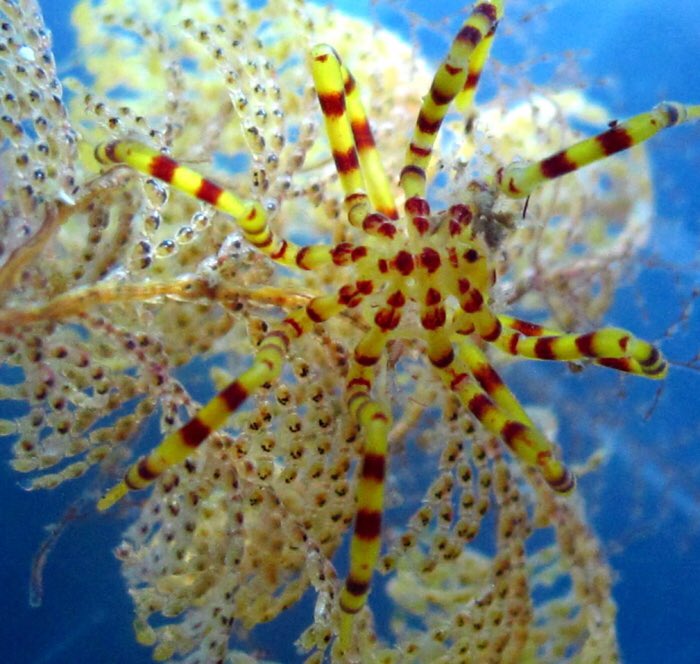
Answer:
(540, 151, 577, 179)
(598, 358, 631, 372)
(400, 164, 426, 184)
(270, 239, 288, 260)
(333, 147, 360, 174)
(281, 316, 302, 338)
(508, 333, 519, 354)
(330, 242, 353, 265)
(355, 351, 379, 367)
(429, 345, 454, 368)
(317, 91, 345, 117)
(394, 250, 414, 276)
(306, 303, 325, 323)
(421, 307, 447, 330)
(150, 154, 178, 183)
(345, 191, 366, 206)
(461, 288, 483, 313)
(362, 453, 386, 482)
(351, 245, 368, 261)
(547, 468, 575, 493)
(447, 247, 459, 267)
(354, 509, 382, 540)
(597, 126, 633, 155)
(464, 71, 480, 90)
(180, 416, 212, 448)
(456, 25, 482, 47)
(473, 363, 502, 394)
(501, 421, 526, 449)
(425, 288, 441, 306)
(412, 217, 430, 235)
(409, 142, 432, 158)
(196, 178, 224, 205)
(296, 246, 312, 269)
(430, 86, 452, 106)
(137, 457, 159, 480)
(246, 206, 260, 223)
(417, 111, 442, 135)
(347, 377, 371, 392)
(405, 197, 431, 216)
(250, 232, 273, 249)
(450, 204, 472, 224)
(420, 247, 441, 273)
(534, 337, 557, 359)
(474, 3, 498, 21)
(386, 291, 406, 308)
(444, 63, 463, 76)
(356, 280, 373, 294)
(343, 577, 369, 599)
(481, 318, 502, 342)
(339, 285, 363, 307)
(510, 319, 544, 336)
(640, 347, 661, 368)
(464, 248, 479, 263)
(351, 118, 376, 150)
(104, 141, 119, 163)
(468, 393, 492, 420)
(450, 372, 468, 390)
(363, 213, 397, 238)
(343, 72, 356, 95)
(574, 332, 596, 357)
(375, 308, 401, 331)
(378, 258, 389, 273)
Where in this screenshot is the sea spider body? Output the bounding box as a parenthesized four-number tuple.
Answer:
(93, 0, 698, 649)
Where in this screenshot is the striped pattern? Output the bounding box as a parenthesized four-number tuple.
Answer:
(311, 45, 400, 234)
(94, 140, 335, 270)
(337, 55, 397, 220)
(340, 359, 390, 648)
(493, 324, 668, 378)
(439, 352, 574, 493)
(497, 102, 700, 198)
(98, 295, 348, 512)
(93, 5, 690, 649)
(454, 6, 500, 113)
(311, 47, 365, 209)
(400, 1, 503, 199)
(454, 339, 574, 493)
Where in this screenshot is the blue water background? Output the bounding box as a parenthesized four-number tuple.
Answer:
(2, 1, 699, 662)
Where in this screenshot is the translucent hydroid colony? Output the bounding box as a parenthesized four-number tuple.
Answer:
(1, 0, 697, 662)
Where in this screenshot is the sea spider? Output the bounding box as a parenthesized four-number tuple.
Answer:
(93, 0, 699, 649)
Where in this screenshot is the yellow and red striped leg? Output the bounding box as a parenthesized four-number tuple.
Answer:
(493, 319, 667, 378)
(311, 44, 388, 237)
(311, 45, 397, 239)
(94, 140, 337, 270)
(338, 288, 404, 647)
(339, 362, 391, 649)
(400, 0, 504, 200)
(438, 354, 574, 494)
(97, 293, 348, 511)
(454, 7, 500, 114)
(496, 101, 700, 198)
(456, 338, 534, 425)
(336, 55, 397, 220)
